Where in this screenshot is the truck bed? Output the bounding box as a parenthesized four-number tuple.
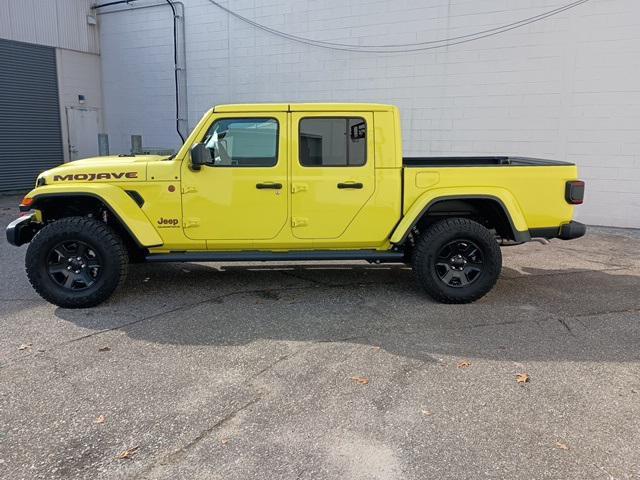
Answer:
(400, 155, 579, 235)
(403, 156, 573, 167)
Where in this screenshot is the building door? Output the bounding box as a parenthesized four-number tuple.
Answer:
(181, 113, 289, 242)
(290, 112, 375, 239)
(0, 39, 63, 191)
(66, 107, 100, 160)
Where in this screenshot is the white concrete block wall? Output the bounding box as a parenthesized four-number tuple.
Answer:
(99, 0, 640, 227)
(99, 4, 179, 151)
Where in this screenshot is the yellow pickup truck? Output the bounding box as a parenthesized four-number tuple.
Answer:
(6, 103, 585, 308)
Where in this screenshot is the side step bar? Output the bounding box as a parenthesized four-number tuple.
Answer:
(145, 250, 405, 263)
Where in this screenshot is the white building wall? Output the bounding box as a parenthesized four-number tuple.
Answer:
(98, 3, 180, 152)
(99, 0, 640, 228)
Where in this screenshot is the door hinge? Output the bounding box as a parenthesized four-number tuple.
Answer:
(291, 183, 308, 194)
(183, 218, 200, 228)
(291, 217, 308, 228)
(182, 186, 197, 194)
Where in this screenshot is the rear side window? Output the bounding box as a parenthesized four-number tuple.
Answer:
(299, 118, 366, 167)
(202, 118, 278, 167)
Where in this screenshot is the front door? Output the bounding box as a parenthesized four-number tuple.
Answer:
(181, 113, 288, 241)
(290, 112, 375, 239)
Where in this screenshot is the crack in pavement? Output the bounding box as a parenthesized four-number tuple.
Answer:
(500, 267, 628, 280)
(556, 317, 575, 337)
(552, 247, 631, 269)
(3, 262, 635, 369)
(572, 306, 640, 319)
(135, 395, 263, 479)
(251, 346, 308, 379)
(1, 286, 311, 369)
(134, 343, 318, 477)
(0, 298, 42, 302)
(0, 280, 397, 369)
(281, 269, 405, 289)
(280, 269, 331, 286)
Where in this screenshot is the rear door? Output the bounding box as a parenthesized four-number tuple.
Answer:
(290, 112, 375, 239)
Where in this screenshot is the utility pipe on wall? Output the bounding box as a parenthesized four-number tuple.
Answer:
(93, 0, 188, 145)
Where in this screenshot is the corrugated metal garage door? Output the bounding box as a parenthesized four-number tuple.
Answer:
(0, 38, 63, 192)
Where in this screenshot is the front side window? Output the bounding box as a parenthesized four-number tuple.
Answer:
(202, 118, 278, 167)
(299, 118, 366, 167)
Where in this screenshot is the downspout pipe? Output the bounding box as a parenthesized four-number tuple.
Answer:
(93, 0, 188, 145)
(166, 0, 185, 143)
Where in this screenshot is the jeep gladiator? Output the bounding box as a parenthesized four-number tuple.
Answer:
(6, 103, 586, 307)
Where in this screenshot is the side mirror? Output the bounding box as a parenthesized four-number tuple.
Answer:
(190, 143, 211, 171)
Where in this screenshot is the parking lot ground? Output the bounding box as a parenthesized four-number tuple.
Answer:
(0, 194, 639, 480)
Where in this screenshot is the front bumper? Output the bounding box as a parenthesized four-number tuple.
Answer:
(6, 214, 39, 246)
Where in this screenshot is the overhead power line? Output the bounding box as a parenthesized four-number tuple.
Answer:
(206, 0, 593, 53)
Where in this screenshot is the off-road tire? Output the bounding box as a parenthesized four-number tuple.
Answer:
(412, 218, 502, 303)
(25, 216, 128, 308)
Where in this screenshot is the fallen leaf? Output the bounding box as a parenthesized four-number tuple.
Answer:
(18, 343, 32, 351)
(421, 409, 433, 416)
(457, 360, 471, 369)
(94, 415, 106, 424)
(516, 373, 530, 384)
(556, 441, 569, 450)
(351, 376, 369, 385)
(221, 438, 229, 445)
(98, 346, 111, 352)
(115, 446, 139, 460)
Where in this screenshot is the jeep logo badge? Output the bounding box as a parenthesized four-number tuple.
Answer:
(157, 217, 179, 228)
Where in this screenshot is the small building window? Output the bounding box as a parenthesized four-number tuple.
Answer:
(299, 118, 366, 167)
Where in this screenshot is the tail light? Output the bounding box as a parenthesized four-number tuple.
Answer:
(565, 180, 585, 205)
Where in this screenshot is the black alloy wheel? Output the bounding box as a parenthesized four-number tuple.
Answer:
(46, 240, 102, 291)
(434, 240, 483, 288)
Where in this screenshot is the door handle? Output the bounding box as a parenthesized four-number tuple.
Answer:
(256, 182, 282, 190)
(337, 182, 363, 189)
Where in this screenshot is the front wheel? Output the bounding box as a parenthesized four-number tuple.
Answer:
(25, 217, 128, 308)
(412, 218, 502, 303)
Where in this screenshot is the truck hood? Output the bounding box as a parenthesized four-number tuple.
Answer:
(37, 155, 166, 185)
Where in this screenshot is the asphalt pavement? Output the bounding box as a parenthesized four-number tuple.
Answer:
(0, 194, 638, 480)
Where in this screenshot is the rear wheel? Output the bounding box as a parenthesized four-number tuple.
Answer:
(412, 218, 501, 303)
(26, 217, 128, 308)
